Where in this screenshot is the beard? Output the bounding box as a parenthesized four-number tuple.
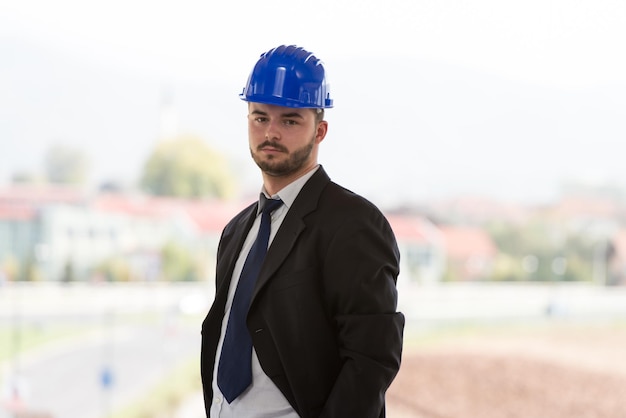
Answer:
(251, 135, 316, 177)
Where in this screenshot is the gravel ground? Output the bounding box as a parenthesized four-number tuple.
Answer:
(386, 321, 626, 418)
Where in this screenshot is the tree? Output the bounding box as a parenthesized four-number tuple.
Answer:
(486, 218, 594, 282)
(160, 241, 203, 281)
(20, 255, 42, 282)
(44, 144, 89, 185)
(11, 171, 43, 185)
(95, 257, 135, 282)
(140, 136, 235, 199)
(61, 259, 75, 283)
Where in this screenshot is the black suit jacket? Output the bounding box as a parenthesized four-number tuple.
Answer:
(201, 167, 404, 418)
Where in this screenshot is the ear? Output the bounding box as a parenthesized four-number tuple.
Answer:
(315, 120, 328, 144)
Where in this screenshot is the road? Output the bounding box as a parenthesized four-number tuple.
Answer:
(2, 316, 200, 418)
(3, 282, 626, 417)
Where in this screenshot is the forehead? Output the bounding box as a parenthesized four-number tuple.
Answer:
(248, 102, 315, 118)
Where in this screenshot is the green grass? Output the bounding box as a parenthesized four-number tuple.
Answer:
(0, 312, 190, 364)
(402, 316, 626, 349)
(0, 323, 87, 363)
(1, 316, 204, 418)
(109, 355, 202, 418)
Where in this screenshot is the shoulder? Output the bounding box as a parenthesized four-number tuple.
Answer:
(313, 182, 397, 242)
(321, 181, 385, 217)
(304, 167, 388, 221)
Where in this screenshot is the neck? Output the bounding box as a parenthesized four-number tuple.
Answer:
(262, 163, 318, 196)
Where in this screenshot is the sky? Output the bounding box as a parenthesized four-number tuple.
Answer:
(1, 0, 625, 207)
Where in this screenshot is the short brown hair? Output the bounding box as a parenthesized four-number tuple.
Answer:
(315, 108, 325, 123)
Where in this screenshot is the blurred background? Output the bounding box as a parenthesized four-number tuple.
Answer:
(1, 1, 626, 417)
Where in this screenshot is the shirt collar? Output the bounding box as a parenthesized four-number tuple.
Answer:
(258, 165, 320, 214)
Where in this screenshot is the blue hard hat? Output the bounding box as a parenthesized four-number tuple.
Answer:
(240, 45, 333, 108)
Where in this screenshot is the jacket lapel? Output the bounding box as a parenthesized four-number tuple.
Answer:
(215, 202, 258, 295)
(251, 167, 331, 301)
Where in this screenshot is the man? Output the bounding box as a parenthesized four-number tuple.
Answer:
(201, 45, 404, 418)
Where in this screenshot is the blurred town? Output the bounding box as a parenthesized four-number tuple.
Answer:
(4, 1, 626, 415)
(2, 147, 626, 289)
(3, 64, 626, 414)
(2, 133, 626, 417)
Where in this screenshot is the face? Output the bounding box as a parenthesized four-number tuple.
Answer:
(247, 103, 327, 178)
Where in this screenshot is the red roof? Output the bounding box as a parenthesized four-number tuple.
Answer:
(0, 185, 82, 221)
(551, 197, 620, 219)
(180, 201, 246, 233)
(92, 194, 173, 218)
(440, 225, 498, 259)
(93, 193, 246, 234)
(0, 185, 245, 234)
(0, 184, 84, 205)
(0, 205, 37, 221)
(387, 215, 438, 244)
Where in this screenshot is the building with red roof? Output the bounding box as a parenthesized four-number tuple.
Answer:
(387, 214, 445, 286)
(438, 225, 498, 281)
(0, 185, 244, 282)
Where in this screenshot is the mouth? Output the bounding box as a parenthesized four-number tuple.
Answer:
(258, 141, 286, 154)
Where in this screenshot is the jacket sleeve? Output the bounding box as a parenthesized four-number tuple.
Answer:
(319, 208, 405, 418)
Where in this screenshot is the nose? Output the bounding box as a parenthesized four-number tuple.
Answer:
(265, 120, 280, 141)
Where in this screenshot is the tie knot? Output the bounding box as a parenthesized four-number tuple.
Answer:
(260, 194, 283, 215)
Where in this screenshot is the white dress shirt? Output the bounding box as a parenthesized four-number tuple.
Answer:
(210, 166, 319, 418)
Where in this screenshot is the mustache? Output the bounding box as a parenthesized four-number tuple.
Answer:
(258, 141, 288, 152)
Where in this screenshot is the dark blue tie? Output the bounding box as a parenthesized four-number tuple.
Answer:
(217, 195, 283, 403)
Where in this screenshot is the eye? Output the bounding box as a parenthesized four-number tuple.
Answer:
(252, 116, 268, 123)
(283, 119, 298, 126)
